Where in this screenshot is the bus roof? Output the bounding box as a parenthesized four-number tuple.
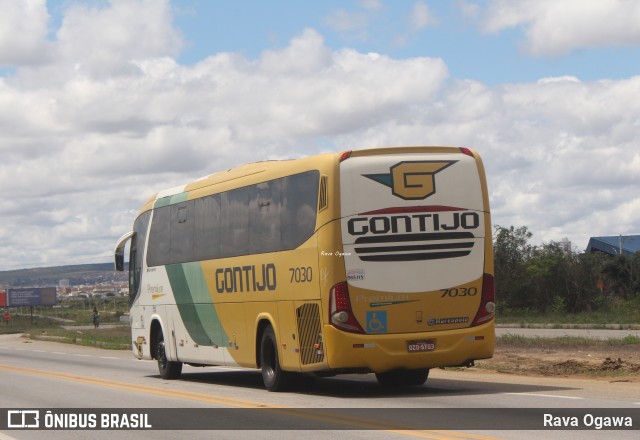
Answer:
(138, 146, 474, 214)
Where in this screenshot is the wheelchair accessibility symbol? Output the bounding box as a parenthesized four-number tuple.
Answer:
(366, 311, 387, 334)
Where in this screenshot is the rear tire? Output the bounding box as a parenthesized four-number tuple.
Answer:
(260, 325, 293, 392)
(376, 368, 429, 387)
(156, 329, 182, 380)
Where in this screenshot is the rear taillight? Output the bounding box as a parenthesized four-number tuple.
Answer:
(471, 273, 495, 326)
(329, 282, 365, 334)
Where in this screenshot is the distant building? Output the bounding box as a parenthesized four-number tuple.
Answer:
(586, 235, 640, 256)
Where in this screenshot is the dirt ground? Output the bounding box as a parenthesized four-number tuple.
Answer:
(475, 344, 640, 382)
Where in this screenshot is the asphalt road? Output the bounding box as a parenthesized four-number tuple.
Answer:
(0, 333, 639, 440)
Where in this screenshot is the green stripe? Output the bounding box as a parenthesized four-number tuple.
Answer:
(166, 263, 227, 346)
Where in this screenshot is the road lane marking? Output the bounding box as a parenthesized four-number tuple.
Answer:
(0, 363, 501, 440)
(503, 392, 583, 400)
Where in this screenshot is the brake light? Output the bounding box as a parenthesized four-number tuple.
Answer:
(459, 147, 474, 157)
(329, 282, 365, 334)
(471, 273, 495, 326)
(339, 151, 352, 162)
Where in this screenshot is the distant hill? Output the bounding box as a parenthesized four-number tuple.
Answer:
(0, 263, 127, 287)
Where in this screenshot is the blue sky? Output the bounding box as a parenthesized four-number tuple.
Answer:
(0, 0, 639, 270)
(171, 1, 640, 84)
(41, 0, 640, 84)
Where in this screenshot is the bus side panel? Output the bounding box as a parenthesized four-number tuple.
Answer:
(169, 302, 228, 366)
(214, 302, 253, 367)
(206, 245, 321, 370)
(130, 264, 175, 360)
(275, 301, 298, 371)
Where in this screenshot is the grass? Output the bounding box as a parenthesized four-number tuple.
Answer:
(497, 299, 640, 325)
(0, 314, 62, 334)
(26, 326, 131, 350)
(0, 313, 130, 350)
(497, 333, 640, 349)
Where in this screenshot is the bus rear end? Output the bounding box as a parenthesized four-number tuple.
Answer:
(324, 147, 494, 383)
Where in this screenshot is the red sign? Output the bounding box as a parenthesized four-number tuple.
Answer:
(0, 290, 6, 307)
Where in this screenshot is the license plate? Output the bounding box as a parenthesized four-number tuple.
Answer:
(407, 339, 436, 353)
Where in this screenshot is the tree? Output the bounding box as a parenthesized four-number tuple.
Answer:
(493, 225, 533, 311)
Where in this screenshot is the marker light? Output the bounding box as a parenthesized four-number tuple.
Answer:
(459, 147, 474, 157)
(339, 151, 352, 162)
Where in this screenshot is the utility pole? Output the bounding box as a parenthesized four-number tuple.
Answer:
(619, 234, 623, 255)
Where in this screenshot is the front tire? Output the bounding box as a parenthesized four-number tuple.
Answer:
(156, 329, 182, 380)
(260, 325, 293, 392)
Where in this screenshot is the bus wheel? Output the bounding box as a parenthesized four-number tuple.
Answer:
(156, 329, 182, 380)
(375, 368, 429, 387)
(260, 325, 293, 392)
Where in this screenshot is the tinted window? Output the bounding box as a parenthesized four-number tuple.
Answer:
(130, 210, 151, 303)
(147, 206, 170, 267)
(281, 171, 319, 249)
(146, 170, 319, 266)
(194, 194, 221, 260)
(171, 202, 194, 263)
(249, 179, 282, 254)
(221, 187, 250, 258)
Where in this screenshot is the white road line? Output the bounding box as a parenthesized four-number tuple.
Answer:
(99, 356, 119, 359)
(73, 354, 90, 357)
(31, 350, 45, 353)
(52, 352, 67, 355)
(504, 392, 584, 400)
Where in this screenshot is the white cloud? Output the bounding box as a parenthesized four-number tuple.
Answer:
(476, 0, 640, 56)
(359, 0, 383, 11)
(410, 1, 438, 31)
(1, 0, 639, 270)
(0, 0, 51, 66)
(332, 75, 640, 247)
(324, 9, 369, 34)
(0, 8, 447, 269)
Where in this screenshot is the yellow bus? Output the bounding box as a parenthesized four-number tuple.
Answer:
(114, 146, 495, 391)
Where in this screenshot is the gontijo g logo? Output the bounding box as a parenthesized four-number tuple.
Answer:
(364, 161, 456, 200)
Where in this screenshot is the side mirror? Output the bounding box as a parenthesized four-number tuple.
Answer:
(114, 231, 135, 271)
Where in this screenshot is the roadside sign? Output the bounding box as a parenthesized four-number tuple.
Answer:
(7, 287, 57, 307)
